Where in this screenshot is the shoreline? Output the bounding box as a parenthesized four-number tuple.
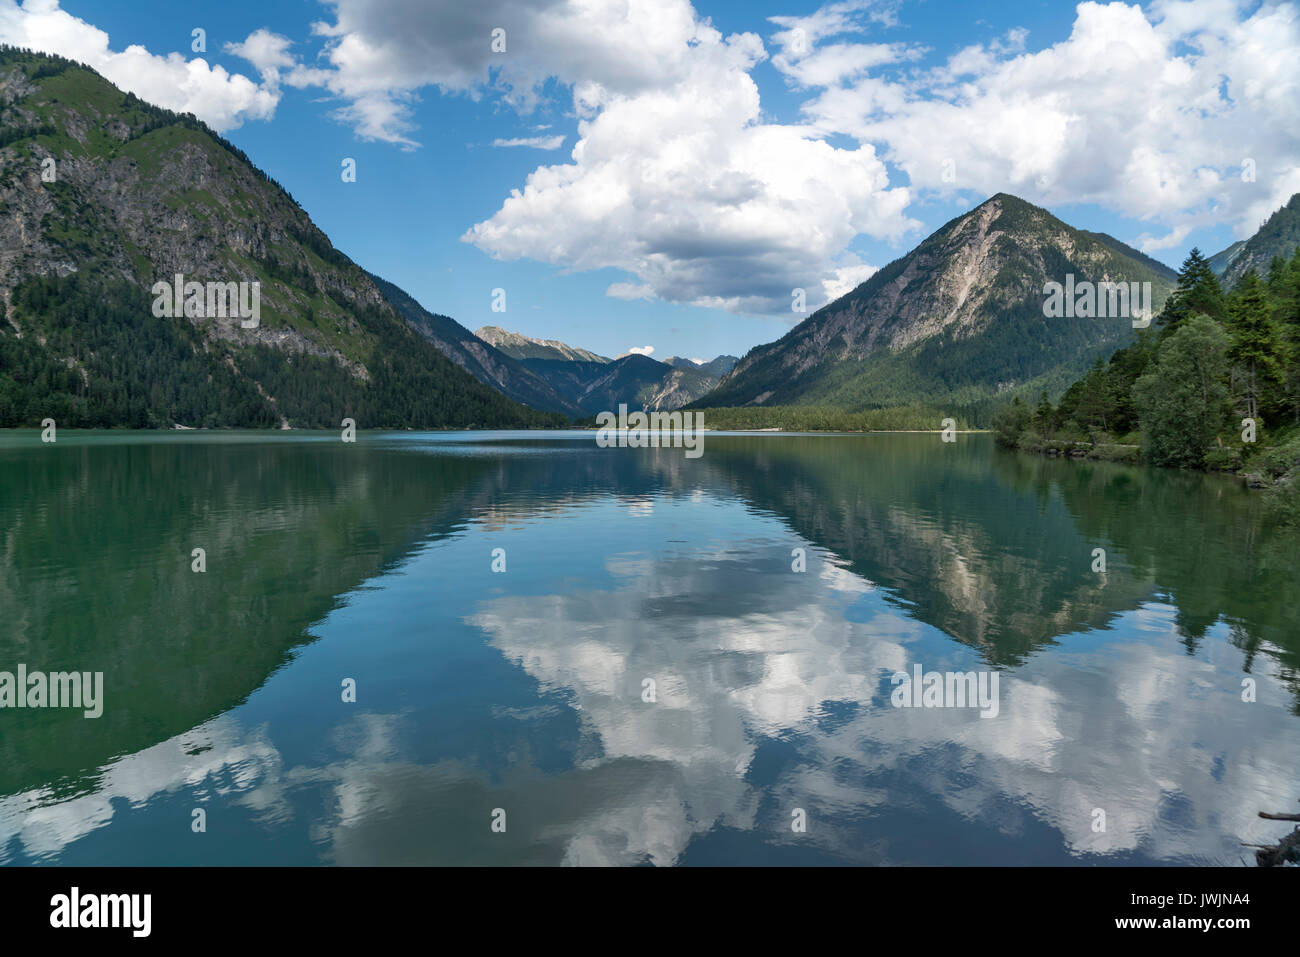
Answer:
(0, 425, 995, 435)
(1013, 436, 1299, 498)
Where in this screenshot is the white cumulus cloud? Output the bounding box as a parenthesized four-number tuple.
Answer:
(260, 0, 913, 313)
(0, 0, 281, 131)
(788, 0, 1300, 244)
(458, 5, 913, 313)
(224, 28, 295, 85)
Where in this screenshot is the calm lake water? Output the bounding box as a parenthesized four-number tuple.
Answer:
(1, 430, 1297, 866)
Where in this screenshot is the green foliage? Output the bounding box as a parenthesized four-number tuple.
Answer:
(1270, 249, 1300, 425)
(238, 297, 565, 429)
(1266, 482, 1300, 526)
(1225, 270, 1288, 422)
(259, 250, 319, 294)
(0, 274, 565, 430)
(1131, 315, 1234, 469)
(1261, 431, 1300, 526)
(992, 396, 1032, 447)
(1158, 247, 1227, 334)
(682, 405, 977, 432)
(1033, 390, 1056, 433)
(1088, 442, 1141, 464)
(1052, 333, 1156, 437)
(0, 118, 54, 149)
(993, 244, 1300, 475)
(1134, 316, 1231, 468)
(1, 274, 279, 428)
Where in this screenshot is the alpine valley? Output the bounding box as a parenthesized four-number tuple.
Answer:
(2, 49, 1299, 434)
(5, 0, 1300, 880)
(0, 48, 561, 430)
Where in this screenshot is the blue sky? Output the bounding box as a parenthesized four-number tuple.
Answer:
(4, 0, 1298, 361)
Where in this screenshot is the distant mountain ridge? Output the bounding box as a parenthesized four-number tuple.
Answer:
(1207, 240, 1246, 278)
(517, 354, 720, 413)
(471, 325, 730, 412)
(1209, 193, 1300, 286)
(664, 355, 738, 378)
(475, 325, 610, 363)
(696, 193, 1178, 413)
(372, 277, 585, 417)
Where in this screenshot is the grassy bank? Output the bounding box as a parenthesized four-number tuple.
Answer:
(675, 404, 980, 432)
(998, 418, 1300, 523)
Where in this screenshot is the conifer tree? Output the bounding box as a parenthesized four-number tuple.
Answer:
(1160, 248, 1227, 334)
(1226, 270, 1287, 423)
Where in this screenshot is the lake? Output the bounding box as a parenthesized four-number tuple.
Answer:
(1, 430, 1297, 865)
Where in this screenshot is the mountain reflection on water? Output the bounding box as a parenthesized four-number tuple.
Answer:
(0, 430, 1296, 865)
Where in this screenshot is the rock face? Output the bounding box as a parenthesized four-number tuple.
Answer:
(1211, 193, 1300, 287)
(664, 355, 738, 378)
(0, 49, 558, 429)
(473, 326, 723, 412)
(515, 353, 717, 414)
(643, 364, 723, 410)
(475, 326, 610, 363)
(697, 193, 1177, 412)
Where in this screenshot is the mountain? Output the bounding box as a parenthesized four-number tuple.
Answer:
(645, 359, 722, 409)
(664, 354, 738, 378)
(519, 353, 718, 414)
(696, 193, 1177, 414)
(370, 275, 584, 417)
(0, 48, 561, 430)
(1207, 240, 1246, 278)
(1209, 193, 1300, 287)
(475, 325, 610, 363)
(472, 325, 723, 411)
